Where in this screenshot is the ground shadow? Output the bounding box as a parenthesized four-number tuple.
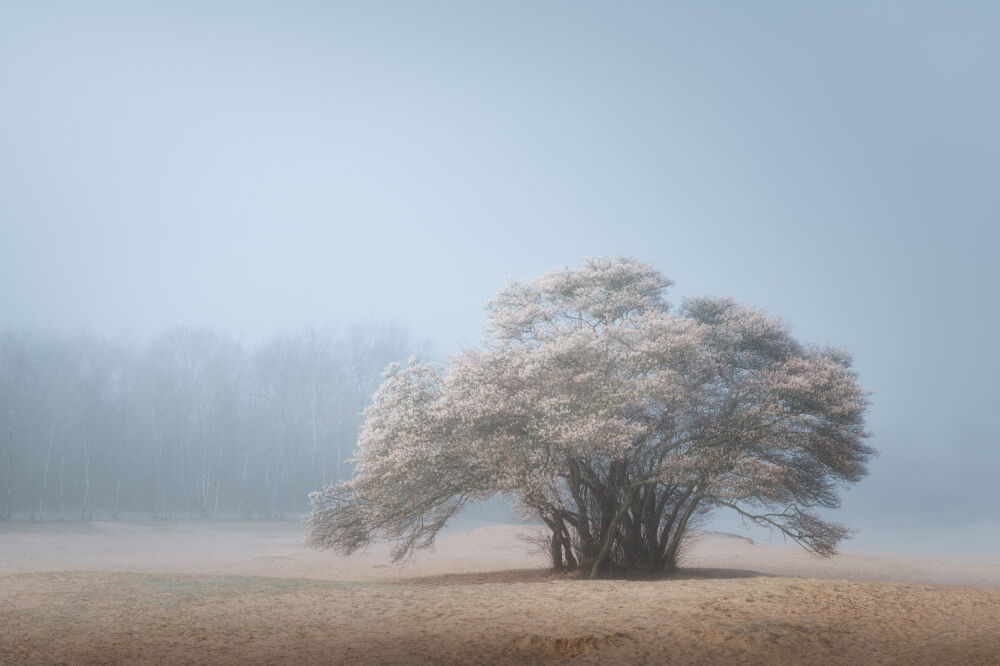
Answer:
(397, 566, 772, 586)
(392, 568, 553, 585)
(666, 567, 773, 581)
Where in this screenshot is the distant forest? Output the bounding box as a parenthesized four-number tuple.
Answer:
(0, 324, 418, 521)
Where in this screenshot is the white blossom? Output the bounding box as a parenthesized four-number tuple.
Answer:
(308, 258, 874, 575)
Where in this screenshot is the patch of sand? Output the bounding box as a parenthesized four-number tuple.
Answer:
(1, 521, 999, 664)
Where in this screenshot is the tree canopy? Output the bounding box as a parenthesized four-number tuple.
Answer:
(307, 257, 874, 577)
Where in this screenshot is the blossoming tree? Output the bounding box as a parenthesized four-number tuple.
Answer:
(307, 257, 874, 577)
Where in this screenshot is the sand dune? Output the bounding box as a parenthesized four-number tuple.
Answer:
(2, 521, 999, 664)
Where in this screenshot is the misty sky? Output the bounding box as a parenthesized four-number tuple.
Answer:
(2, 1, 998, 551)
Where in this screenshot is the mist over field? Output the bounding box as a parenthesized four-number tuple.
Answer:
(2, 1, 999, 664)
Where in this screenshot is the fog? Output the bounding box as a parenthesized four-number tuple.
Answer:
(2, 0, 998, 555)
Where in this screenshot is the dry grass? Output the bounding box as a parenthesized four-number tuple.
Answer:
(2, 521, 999, 664)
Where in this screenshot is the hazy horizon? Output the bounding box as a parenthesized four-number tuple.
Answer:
(2, 1, 998, 553)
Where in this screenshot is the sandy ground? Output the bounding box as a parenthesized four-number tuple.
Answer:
(2, 520, 999, 664)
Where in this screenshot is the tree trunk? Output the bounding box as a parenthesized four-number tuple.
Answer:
(662, 493, 701, 572)
(238, 450, 250, 519)
(151, 416, 167, 520)
(39, 415, 58, 518)
(2, 444, 11, 521)
(550, 528, 564, 572)
(57, 453, 65, 520)
(112, 465, 122, 520)
(563, 533, 578, 569)
(589, 482, 641, 579)
(80, 439, 92, 520)
(2, 402, 12, 521)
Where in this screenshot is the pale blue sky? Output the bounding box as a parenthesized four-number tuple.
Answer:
(2, 1, 997, 550)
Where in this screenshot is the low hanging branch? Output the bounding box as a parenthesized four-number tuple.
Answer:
(705, 496, 851, 558)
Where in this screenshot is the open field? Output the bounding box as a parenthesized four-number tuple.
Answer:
(2, 521, 1000, 664)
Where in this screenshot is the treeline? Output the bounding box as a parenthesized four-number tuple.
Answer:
(0, 323, 418, 521)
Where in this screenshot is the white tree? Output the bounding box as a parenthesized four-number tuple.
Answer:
(307, 258, 873, 577)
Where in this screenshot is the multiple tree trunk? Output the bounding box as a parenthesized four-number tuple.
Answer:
(537, 458, 705, 576)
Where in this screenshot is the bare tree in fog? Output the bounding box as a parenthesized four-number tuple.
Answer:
(0, 322, 417, 521)
(137, 329, 245, 519)
(307, 258, 874, 577)
(250, 328, 344, 518)
(0, 329, 27, 520)
(346, 323, 413, 406)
